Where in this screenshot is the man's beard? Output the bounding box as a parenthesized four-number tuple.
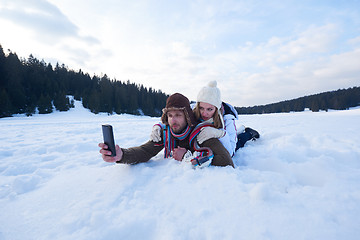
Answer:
(170, 124, 185, 134)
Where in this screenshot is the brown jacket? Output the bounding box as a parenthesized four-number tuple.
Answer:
(118, 130, 234, 167)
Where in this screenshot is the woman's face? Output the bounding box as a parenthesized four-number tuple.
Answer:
(198, 102, 216, 121)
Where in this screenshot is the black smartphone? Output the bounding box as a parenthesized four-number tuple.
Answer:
(102, 124, 116, 157)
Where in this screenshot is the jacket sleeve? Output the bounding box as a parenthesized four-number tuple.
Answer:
(219, 114, 238, 156)
(201, 138, 234, 168)
(117, 141, 164, 165)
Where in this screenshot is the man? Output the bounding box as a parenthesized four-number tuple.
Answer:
(99, 93, 234, 167)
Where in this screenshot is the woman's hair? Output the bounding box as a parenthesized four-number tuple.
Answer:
(193, 102, 223, 129)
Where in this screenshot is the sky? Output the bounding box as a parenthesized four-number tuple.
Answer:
(0, 0, 360, 107)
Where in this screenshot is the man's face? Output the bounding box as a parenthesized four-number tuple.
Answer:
(167, 110, 187, 134)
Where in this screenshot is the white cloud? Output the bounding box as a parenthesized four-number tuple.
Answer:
(314, 48, 360, 81)
(1, 0, 77, 41)
(202, 24, 359, 106)
(0, 0, 104, 72)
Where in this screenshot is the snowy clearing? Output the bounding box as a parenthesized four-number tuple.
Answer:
(1, 101, 360, 240)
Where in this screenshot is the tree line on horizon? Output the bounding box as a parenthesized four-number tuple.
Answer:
(1, 44, 359, 118)
(0, 45, 168, 118)
(235, 86, 360, 114)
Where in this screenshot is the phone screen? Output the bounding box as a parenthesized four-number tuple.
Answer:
(102, 125, 116, 157)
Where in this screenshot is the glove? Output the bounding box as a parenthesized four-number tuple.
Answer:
(191, 155, 212, 169)
(150, 124, 162, 142)
(182, 150, 194, 163)
(197, 127, 225, 144)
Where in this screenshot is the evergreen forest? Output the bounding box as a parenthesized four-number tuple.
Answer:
(235, 86, 360, 114)
(0, 45, 168, 118)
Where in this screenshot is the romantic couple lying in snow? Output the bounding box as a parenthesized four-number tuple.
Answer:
(99, 81, 259, 168)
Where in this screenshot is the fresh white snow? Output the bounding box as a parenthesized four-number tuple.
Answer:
(1, 100, 360, 240)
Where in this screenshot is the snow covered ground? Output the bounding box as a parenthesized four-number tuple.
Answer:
(1, 100, 360, 240)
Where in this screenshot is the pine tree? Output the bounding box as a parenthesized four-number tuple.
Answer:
(54, 92, 71, 111)
(4, 52, 26, 113)
(0, 89, 14, 117)
(99, 75, 114, 113)
(310, 100, 320, 112)
(0, 45, 6, 88)
(38, 94, 53, 114)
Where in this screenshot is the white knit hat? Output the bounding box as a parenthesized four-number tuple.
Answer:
(197, 81, 224, 128)
(197, 81, 222, 109)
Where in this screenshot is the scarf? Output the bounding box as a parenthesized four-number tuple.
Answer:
(155, 124, 191, 158)
(155, 122, 215, 167)
(188, 122, 215, 167)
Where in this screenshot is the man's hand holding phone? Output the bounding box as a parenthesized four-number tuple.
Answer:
(100, 124, 123, 163)
(98, 143, 123, 163)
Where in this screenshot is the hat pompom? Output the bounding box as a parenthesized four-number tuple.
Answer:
(208, 81, 217, 88)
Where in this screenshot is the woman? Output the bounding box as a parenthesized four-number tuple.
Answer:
(193, 81, 259, 156)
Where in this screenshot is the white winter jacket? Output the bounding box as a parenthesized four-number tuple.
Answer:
(192, 102, 239, 157)
(219, 102, 238, 156)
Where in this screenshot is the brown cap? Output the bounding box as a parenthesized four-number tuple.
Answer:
(161, 93, 197, 127)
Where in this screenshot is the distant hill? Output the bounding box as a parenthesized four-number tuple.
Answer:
(235, 86, 360, 114)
